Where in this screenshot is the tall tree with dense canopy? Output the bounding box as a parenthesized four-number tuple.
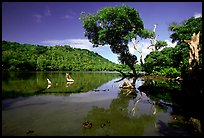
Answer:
(168, 17, 202, 75)
(80, 5, 154, 76)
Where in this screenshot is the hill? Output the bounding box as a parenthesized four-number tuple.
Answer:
(2, 40, 128, 71)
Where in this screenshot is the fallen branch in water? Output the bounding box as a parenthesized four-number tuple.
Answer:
(92, 89, 109, 92)
(116, 70, 135, 77)
(114, 76, 126, 83)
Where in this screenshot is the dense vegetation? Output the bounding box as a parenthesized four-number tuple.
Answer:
(142, 17, 202, 78)
(2, 40, 130, 71)
(143, 47, 181, 77)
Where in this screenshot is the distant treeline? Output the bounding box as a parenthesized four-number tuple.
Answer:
(2, 40, 130, 71)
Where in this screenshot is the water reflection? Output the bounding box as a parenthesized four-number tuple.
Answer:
(81, 78, 162, 136)
(80, 77, 194, 136)
(66, 81, 74, 88)
(2, 73, 195, 136)
(81, 87, 157, 136)
(2, 71, 120, 99)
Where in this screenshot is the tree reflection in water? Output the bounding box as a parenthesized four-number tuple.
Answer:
(81, 78, 158, 136)
(81, 76, 198, 136)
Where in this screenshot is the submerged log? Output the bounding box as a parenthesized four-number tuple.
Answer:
(119, 79, 135, 89)
(189, 117, 202, 134)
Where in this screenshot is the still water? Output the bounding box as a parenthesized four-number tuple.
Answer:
(2, 71, 192, 136)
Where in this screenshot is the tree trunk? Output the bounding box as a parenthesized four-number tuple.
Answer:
(132, 38, 144, 65)
(148, 24, 158, 51)
(127, 63, 137, 77)
(116, 64, 136, 78)
(184, 31, 200, 72)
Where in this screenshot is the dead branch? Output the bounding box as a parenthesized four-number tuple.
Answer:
(183, 31, 201, 71)
(148, 24, 158, 51)
(114, 77, 126, 83)
(132, 38, 144, 65)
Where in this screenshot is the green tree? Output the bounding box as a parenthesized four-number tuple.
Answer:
(154, 40, 168, 51)
(143, 47, 181, 77)
(168, 17, 202, 76)
(143, 17, 202, 77)
(80, 4, 154, 76)
(169, 17, 203, 133)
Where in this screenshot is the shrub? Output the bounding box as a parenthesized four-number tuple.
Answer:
(160, 67, 181, 77)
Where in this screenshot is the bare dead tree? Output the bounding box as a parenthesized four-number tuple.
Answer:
(147, 24, 159, 51)
(131, 24, 159, 65)
(131, 38, 144, 65)
(183, 31, 201, 71)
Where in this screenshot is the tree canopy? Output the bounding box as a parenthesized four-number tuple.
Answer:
(169, 17, 202, 44)
(169, 17, 202, 73)
(80, 4, 154, 75)
(143, 17, 202, 77)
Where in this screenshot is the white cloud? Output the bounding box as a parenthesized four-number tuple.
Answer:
(129, 44, 136, 55)
(33, 7, 51, 23)
(33, 14, 43, 23)
(62, 10, 76, 20)
(42, 38, 177, 64)
(128, 40, 152, 63)
(194, 12, 202, 18)
(165, 39, 177, 48)
(139, 41, 152, 62)
(42, 38, 94, 50)
(66, 39, 94, 50)
(128, 39, 177, 63)
(42, 38, 120, 63)
(156, 39, 177, 51)
(62, 15, 73, 19)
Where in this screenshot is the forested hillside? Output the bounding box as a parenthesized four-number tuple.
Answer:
(2, 41, 128, 71)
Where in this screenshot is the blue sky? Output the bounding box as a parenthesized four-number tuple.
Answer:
(2, 2, 202, 63)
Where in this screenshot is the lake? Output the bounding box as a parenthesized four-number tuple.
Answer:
(2, 71, 199, 136)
